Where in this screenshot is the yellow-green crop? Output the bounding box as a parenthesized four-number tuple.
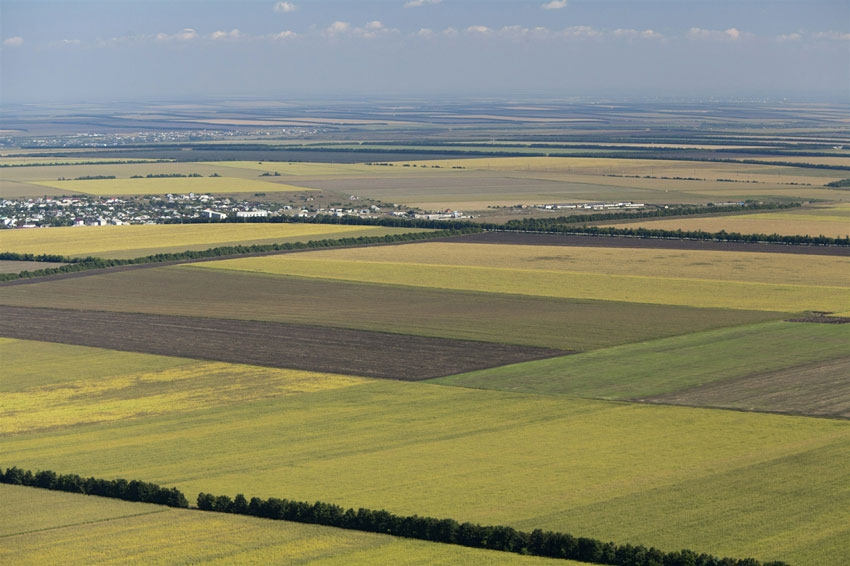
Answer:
(0, 223, 415, 258)
(193, 242, 850, 312)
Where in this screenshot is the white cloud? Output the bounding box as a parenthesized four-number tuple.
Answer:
(561, 26, 602, 39)
(542, 0, 567, 9)
(210, 29, 241, 41)
(415, 28, 435, 39)
(270, 30, 297, 41)
(812, 30, 850, 41)
(687, 27, 742, 41)
(613, 28, 663, 40)
(499, 26, 551, 40)
(404, 0, 441, 7)
(3, 36, 24, 47)
(273, 2, 296, 13)
(324, 21, 351, 37)
(442, 27, 458, 37)
(356, 21, 391, 38)
(777, 32, 802, 42)
(465, 25, 492, 35)
(324, 20, 398, 39)
(156, 28, 198, 42)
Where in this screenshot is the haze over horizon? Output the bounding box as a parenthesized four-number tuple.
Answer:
(1, 0, 848, 105)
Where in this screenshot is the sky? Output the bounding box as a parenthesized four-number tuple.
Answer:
(1, 0, 848, 104)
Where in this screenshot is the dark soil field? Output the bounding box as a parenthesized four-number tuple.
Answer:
(641, 357, 850, 419)
(0, 305, 564, 380)
(0, 266, 782, 351)
(451, 231, 850, 256)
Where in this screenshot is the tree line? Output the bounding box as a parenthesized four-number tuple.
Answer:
(0, 466, 787, 566)
(194, 491, 788, 566)
(0, 466, 188, 508)
(0, 228, 480, 282)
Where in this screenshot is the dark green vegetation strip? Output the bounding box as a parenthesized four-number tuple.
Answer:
(0, 267, 782, 351)
(0, 228, 479, 283)
(0, 467, 188, 508)
(0, 467, 786, 566)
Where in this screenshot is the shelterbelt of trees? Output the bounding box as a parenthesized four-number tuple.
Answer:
(0, 467, 788, 566)
(0, 228, 479, 282)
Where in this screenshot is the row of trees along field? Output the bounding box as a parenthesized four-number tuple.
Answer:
(0, 228, 481, 282)
(2, 465, 793, 565)
(0, 465, 789, 566)
(197, 490, 787, 566)
(0, 466, 188, 508)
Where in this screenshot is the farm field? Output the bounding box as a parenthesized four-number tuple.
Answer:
(0, 260, 66, 273)
(602, 203, 850, 238)
(4, 155, 848, 211)
(2, 341, 849, 565)
(0, 223, 423, 258)
(0, 266, 783, 351)
(433, 321, 850, 417)
(30, 176, 311, 196)
(0, 308, 562, 380)
(190, 242, 850, 312)
(0, 486, 567, 566)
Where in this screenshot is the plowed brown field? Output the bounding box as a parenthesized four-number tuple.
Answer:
(0, 306, 564, 380)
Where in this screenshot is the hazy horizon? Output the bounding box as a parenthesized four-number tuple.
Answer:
(2, 0, 848, 105)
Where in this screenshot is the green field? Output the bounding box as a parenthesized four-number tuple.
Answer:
(0, 485, 568, 566)
(3, 165, 848, 566)
(2, 338, 848, 565)
(0, 224, 424, 259)
(433, 321, 850, 407)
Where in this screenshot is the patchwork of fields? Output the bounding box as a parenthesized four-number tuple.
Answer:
(4, 155, 848, 212)
(2, 339, 848, 565)
(2, 151, 849, 564)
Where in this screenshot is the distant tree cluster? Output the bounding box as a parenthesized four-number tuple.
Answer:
(0, 466, 188, 508)
(130, 173, 203, 178)
(825, 178, 850, 188)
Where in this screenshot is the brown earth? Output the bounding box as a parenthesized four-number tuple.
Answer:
(640, 357, 850, 419)
(0, 305, 565, 381)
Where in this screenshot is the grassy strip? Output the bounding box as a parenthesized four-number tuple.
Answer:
(0, 228, 480, 282)
(0, 466, 785, 566)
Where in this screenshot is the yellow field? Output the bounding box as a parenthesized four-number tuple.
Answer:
(29, 176, 312, 196)
(391, 156, 848, 185)
(190, 242, 850, 312)
(1, 339, 369, 434)
(204, 161, 380, 177)
(0, 223, 408, 258)
(0, 157, 163, 166)
(1, 486, 564, 566)
(604, 206, 850, 238)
